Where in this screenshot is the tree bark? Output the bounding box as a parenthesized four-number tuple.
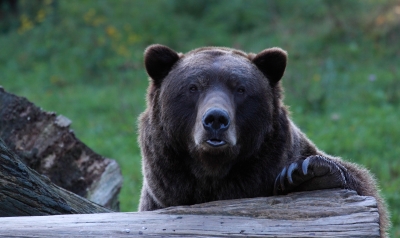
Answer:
(0, 86, 122, 210)
(0, 189, 380, 237)
(0, 138, 112, 216)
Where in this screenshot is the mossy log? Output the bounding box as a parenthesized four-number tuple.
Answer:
(0, 86, 122, 210)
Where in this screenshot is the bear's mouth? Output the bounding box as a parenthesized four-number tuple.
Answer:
(206, 139, 227, 147)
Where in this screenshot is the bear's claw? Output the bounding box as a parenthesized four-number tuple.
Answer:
(273, 155, 348, 196)
(287, 162, 299, 184)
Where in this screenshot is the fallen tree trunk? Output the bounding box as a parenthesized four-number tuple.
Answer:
(0, 87, 122, 210)
(0, 189, 380, 237)
(0, 138, 112, 216)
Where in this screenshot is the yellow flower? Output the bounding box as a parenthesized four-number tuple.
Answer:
(106, 25, 117, 37)
(18, 14, 34, 34)
(36, 9, 46, 23)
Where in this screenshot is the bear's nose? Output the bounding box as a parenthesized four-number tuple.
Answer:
(202, 108, 230, 133)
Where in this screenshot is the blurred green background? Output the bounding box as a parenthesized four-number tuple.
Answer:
(0, 0, 399, 235)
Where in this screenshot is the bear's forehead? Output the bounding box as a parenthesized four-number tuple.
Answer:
(167, 51, 263, 90)
(185, 47, 249, 58)
(178, 51, 255, 76)
(184, 49, 249, 63)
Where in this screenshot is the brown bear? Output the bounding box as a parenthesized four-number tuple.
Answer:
(138, 44, 390, 236)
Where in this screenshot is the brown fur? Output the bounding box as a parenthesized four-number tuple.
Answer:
(138, 44, 390, 237)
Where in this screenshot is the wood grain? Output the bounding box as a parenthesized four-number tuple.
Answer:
(0, 138, 112, 216)
(0, 189, 380, 237)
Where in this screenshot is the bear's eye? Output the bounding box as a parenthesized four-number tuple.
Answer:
(237, 87, 245, 94)
(189, 85, 198, 93)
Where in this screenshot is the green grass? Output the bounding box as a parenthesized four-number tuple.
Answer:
(1, 0, 399, 236)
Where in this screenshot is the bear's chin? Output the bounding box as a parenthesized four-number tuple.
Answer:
(189, 145, 240, 178)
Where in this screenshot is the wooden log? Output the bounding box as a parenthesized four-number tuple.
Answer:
(0, 138, 112, 216)
(0, 86, 122, 210)
(0, 189, 380, 237)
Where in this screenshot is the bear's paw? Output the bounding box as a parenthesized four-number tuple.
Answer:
(273, 155, 349, 195)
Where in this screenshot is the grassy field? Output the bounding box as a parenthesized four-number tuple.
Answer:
(1, 0, 399, 235)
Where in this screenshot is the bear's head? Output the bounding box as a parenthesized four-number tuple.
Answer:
(143, 44, 287, 178)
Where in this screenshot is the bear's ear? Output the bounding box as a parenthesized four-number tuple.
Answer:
(252, 47, 287, 87)
(144, 44, 180, 85)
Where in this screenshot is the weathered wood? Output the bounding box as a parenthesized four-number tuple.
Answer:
(0, 86, 122, 210)
(0, 138, 112, 216)
(0, 189, 380, 237)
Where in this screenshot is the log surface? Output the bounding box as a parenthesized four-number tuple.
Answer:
(0, 87, 122, 210)
(0, 189, 380, 237)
